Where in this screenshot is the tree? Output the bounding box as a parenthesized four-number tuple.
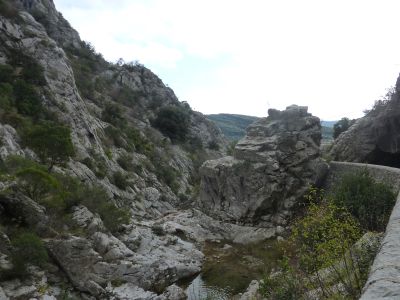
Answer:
(10, 232, 48, 277)
(333, 117, 355, 139)
(24, 122, 75, 170)
(16, 167, 59, 201)
(152, 105, 190, 142)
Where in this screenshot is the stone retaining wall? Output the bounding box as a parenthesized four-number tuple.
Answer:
(326, 162, 400, 299)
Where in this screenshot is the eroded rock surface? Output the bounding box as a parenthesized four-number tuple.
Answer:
(199, 105, 328, 225)
(330, 74, 400, 165)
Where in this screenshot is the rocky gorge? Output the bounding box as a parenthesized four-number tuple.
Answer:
(0, 1, 399, 299)
(0, 1, 331, 299)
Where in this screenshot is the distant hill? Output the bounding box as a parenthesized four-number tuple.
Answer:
(322, 126, 334, 141)
(207, 114, 260, 141)
(321, 121, 337, 142)
(321, 120, 337, 128)
(208, 113, 336, 142)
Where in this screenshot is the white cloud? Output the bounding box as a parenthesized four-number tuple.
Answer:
(54, 0, 400, 120)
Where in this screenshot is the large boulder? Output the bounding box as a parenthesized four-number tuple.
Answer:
(198, 105, 328, 225)
(46, 224, 204, 298)
(330, 75, 400, 165)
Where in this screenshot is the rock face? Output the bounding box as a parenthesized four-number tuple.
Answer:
(47, 223, 203, 297)
(330, 75, 400, 165)
(0, 1, 226, 298)
(199, 105, 328, 225)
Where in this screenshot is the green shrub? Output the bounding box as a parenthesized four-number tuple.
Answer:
(8, 51, 46, 86)
(97, 202, 131, 234)
(71, 61, 95, 100)
(0, 83, 14, 111)
(66, 41, 106, 100)
(79, 185, 130, 233)
(105, 148, 112, 159)
(185, 136, 203, 152)
(81, 157, 94, 170)
(13, 80, 43, 118)
(1, 111, 31, 133)
(262, 191, 370, 299)
(16, 167, 59, 201)
(333, 170, 396, 231)
(207, 140, 220, 150)
(1, 155, 39, 173)
(104, 125, 126, 148)
(0, 64, 14, 83)
(9, 232, 48, 277)
(112, 86, 142, 106)
(51, 174, 83, 211)
(154, 164, 179, 193)
(125, 126, 154, 155)
(117, 154, 134, 171)
(259, 257, 305, 300)
(102, 103, 126, 128)
(23, 122, 75, 170)
(113, 171, 128, 190)
(226, 140, 237, 156)
(260, 186, 376, 299)
(291, 199, 362, 274)
(21, 60, 46, 86)
(86, 150, 108, 179)
(152, 105, 190, 142)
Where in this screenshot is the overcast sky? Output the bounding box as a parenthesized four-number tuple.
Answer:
(53, 0, 400, 120)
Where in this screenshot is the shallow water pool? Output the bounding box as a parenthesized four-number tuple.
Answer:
(183, 239, 283, 300)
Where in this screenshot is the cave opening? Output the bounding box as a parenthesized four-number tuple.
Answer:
(366, 147, 400, 168)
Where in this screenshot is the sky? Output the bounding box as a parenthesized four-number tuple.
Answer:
(53, 0, 400, 120)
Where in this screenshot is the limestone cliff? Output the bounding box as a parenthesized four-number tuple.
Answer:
(330, 74, 400, 166)
(0, 0, 227, 298)
(198, 105, 328, 225)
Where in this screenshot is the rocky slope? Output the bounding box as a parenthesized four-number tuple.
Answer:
(0, 0, 230, 298)
(198, 105, 328, 225)
(330, 75, 400, 166)
(0, 2, 333, 299)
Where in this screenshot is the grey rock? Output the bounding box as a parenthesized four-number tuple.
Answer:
(92, 232, 134, 261)
(0, 254, 12, 272)
(198, 105, 328, 224)
(46, 237, 105, 295)
(1, 281, 36, 299)
(0, 193, 50, 235)
(0, 125, 25, 160)
(47, 226, 203, 297)
(239, 280, 263, 300)
(16, 0, 81, 48)
(107, 283, 163, 300)
(330, 74, 400, 164)
(162, 284, 186, 300)
(161, 209, 276, 244)
(0, 231, 11, 255)
(72, 205, 105, 233)
(0, 287, 7, 300)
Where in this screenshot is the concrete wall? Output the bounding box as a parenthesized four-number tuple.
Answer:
(326, 162, 400, 299)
